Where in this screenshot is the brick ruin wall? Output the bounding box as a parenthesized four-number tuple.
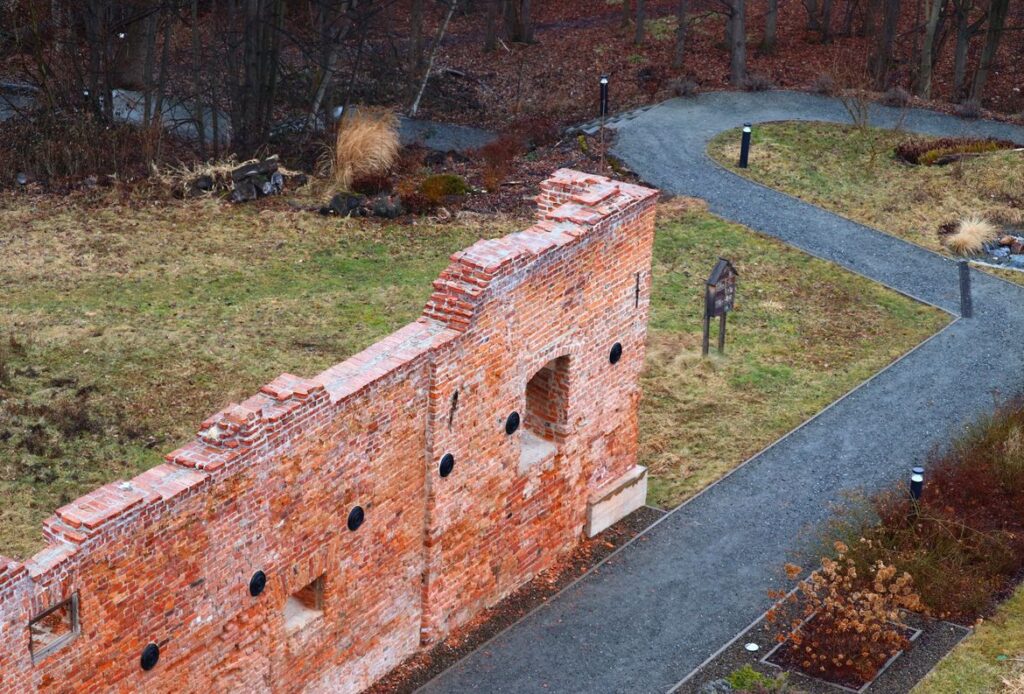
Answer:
(0, 170, 659, 693)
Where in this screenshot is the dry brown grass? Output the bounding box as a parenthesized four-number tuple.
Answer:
(708, 123, 1024, 256)
(944, 216, 999, 256)
(1004, 672, 1024, 693)
(330, 109, 400, 192)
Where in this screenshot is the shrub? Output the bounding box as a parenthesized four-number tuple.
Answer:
(510, 115, 560, 149)
(419, 174, 469, 204)
(351, 173, 393, 196)
(810, 74, 837, 96)
(331, 108, 400, 191)
(479, 134, 523, 192)
(880, 86, 911, 108)
(0, 108, 164, 188)
(725, 665, 792, 692)
(943, 215, 997, 255)
(819, 398, 1024, 623)
(956, 100, 982, 119)
(742, 73, 775, 92)
(669, 77, 700, 98)
(767, 544, 922, 687)
(399, 190, 437, 216)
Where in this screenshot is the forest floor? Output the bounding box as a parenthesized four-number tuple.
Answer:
(706, 121, 1024, 280)
(0, 190, 944, 558)
(407, 0, 1024, 133)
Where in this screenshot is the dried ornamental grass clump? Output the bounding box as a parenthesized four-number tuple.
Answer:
(943, 216, 997, 255)
(331, 108, 400, 191)
(767, 543, 923, 687)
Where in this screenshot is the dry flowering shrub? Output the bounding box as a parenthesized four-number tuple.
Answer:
(766, 542, 924, 687)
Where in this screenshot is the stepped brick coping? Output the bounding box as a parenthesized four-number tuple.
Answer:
(0, 167, 658, 627)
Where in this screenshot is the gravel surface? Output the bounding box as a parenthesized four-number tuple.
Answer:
(418, 92, 1024, 694)
(398, 116, 496, 152)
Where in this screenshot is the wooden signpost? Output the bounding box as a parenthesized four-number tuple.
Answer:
(702, 258, 738, 357)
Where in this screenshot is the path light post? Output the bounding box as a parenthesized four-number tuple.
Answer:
(959, 260, 973, 318)
(910, 466, 925, 501)
(599, 75, 609, 169)
(739, 123, 752, 168)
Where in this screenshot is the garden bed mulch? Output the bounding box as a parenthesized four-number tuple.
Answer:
(363, 504, 665, 694)
(676, 605, 970, 693)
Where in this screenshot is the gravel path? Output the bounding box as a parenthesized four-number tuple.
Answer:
(419, 92, 1024, 694)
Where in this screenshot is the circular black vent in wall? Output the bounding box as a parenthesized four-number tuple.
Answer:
(439, 453, 455, 477)
(140, 643, 160, 671)
(609, 342, 623, 364)
(249, 570, 267, 597)
(347, 505, 365, 531)
(505, 411, 520, 435)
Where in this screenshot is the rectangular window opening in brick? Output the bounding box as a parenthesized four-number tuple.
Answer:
(29, 594, 79, 662)
(284, 575, 324, 633)
(521, 356, 570, 472)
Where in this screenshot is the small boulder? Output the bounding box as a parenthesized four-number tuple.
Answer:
(325, 192, 367, 217)
(230, 178, 259, 203)
(999, 235, 1015, 246)
(371, 194, 404, 219)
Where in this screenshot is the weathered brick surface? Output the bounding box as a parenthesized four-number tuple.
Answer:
(0, 170, 658, 693)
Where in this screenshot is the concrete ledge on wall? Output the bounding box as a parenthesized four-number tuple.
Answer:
(585, 465, 647, 537)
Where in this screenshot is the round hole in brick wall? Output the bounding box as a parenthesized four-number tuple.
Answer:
(505, 411, 520, 435)
(439, 453, 455, 477)
(347, 506, 365, 531)
(609, 342, 623, 364)
(140, 643, 160, 671)
(249, 570, 267, 597)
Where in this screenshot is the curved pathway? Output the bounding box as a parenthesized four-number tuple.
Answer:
(420, 92, 1024, 694)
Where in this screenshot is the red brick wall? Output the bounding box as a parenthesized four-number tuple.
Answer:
(0, 170, 657, 693)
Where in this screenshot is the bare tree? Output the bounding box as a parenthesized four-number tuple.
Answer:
(484, 0, 500, 51)
(969, 0, 1009, 103)
(869, 0, 901, 88)
(504, 0, 533, 42)
(762, 0, 778, 52)
(673, 0, 690, 67)
(635, 0, 646, 43)
(728, 0, 747, 84)
(917, 0, 947, 97)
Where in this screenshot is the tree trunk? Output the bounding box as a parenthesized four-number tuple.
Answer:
(411, 0, 459, 115)
(484, 0, 498, 51)
(635, 0, 646, 43)
(673, 0, 689, 67)
(410, 0, 424, 76)
(803, 0, 821, 31)
(820, 0, 833, 41)
(869, 0, 901, 89)
(951, 0, 972, 99)
(969, 0, 1008, 103)
(729, 0, 746, 85)
(505, 0, 532, 42)
(622, 0, 632, 28)
(762, 0, 777, 51)
(917, 0, 945, 98)
(191, 0, 206, 157)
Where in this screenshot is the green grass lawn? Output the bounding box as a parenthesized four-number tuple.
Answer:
(914, 584, 1024, 693)
(640, 200, 948, 507)
(0, 193, 947, 558)
(707, 121, 1024, 258)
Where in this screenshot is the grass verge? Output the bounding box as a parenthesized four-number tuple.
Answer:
(914, 584, 1024, 693)
(707, 121, 1024, 258)
(0, 193, 947, 557)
